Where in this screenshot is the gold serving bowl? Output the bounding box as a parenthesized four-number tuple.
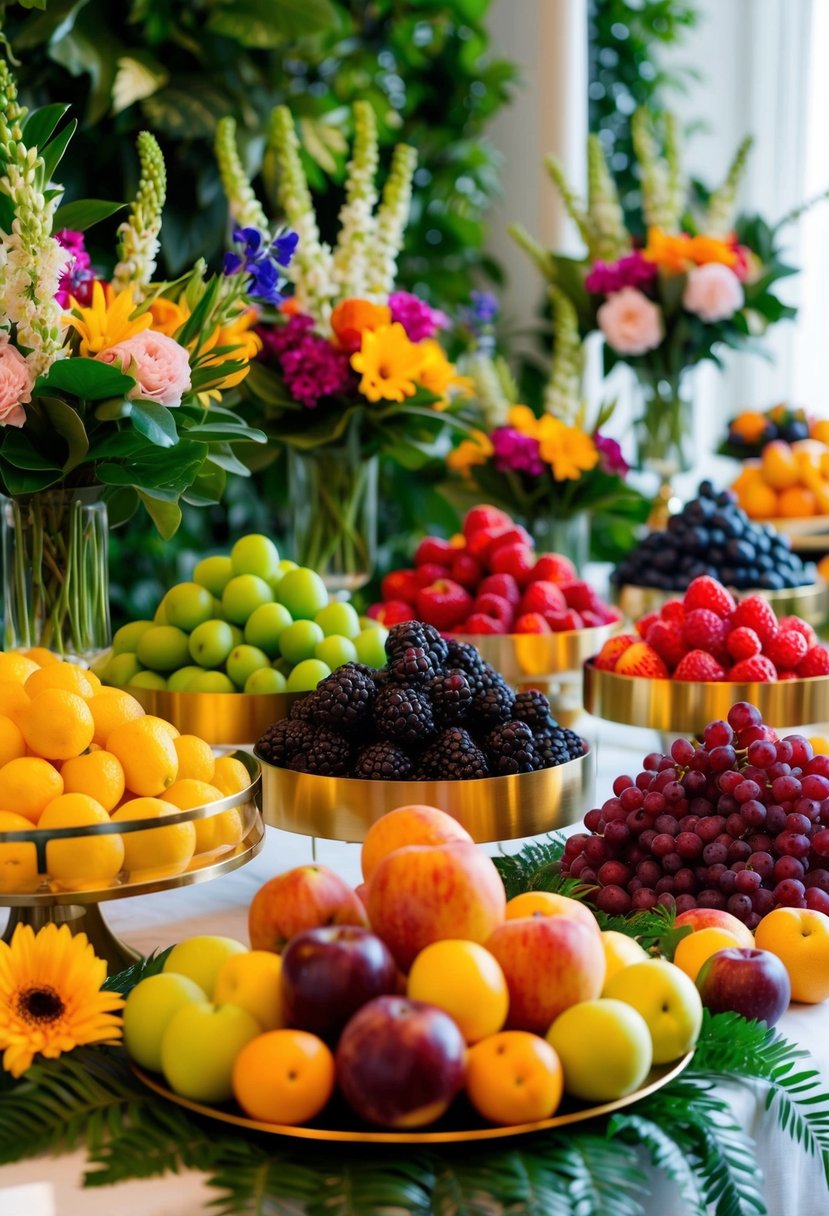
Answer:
(117, 686, 300, 745)
(613, 580, 829, 627)
(456, 619, 622, 684)
(583, 660, 829, 734)
(258, 748, 595, 843)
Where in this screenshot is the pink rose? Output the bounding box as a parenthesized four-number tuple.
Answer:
(682, 262, 745, 323)
(597, 287, 663, 356)
(98, 329, 191, 406)
(0, 334, 34, 428)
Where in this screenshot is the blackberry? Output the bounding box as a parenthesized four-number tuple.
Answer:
(385, 621, 449, 669)
(536, 732, 571, 769)
(389, 645, 437, 685)
(289, 691, 321, 722)
(472, 677, 515, 728)
(311, 665, 375, 728)
(352, 741, 414, 780)
(445, 639, 488, 679)
(512, 689, 556, 732)
(297, 727, 352, 776)
(429, 669, 473, 726)
(563, 727, 588, 759)
(373, 683, 435, 743)
(485, 720, 541, 775)
(417, 728, 490, 780)
(255, 718, 315, 766)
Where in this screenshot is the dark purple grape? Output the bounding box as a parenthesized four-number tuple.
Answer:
(727, 893, 752, 920)
(773, 878, 806, 907)
(596, 885, 632, 914)
(613, 774, 634, 795)
(704, 720, 733, 748)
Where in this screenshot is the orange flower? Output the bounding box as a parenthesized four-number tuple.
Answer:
(147, 297, 188, 337)
(280, 297, 301, 317)
(642, 227, 693, 275)
(448, 429, 494, 475)
(538, 419, 599, 481)
(331, 298, 391, 353)
(688, 234, 738, 268)
(506, 404, 541, 437)
(416, 339, 471, 407)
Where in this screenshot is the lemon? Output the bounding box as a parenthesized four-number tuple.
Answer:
(60, 749, 126, 812)
(163, 778, 243, 856)
(0, 756, 63, 822)
(173, 735, 216, 784)
(0, 810, 38, 894)
(88, 689, 145, 747)
(20, 689, 95, 760)
(25, 663, 95, 700)
(40, 793, 124, 888)
(111, 797, 196, 879)
(106, 717, 179, 796)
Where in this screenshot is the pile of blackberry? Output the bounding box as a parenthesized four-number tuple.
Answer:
(612, 481, 816, 593)
(255, 623, 586, 781)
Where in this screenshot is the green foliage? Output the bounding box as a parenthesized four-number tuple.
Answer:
(102, 947, 171, 996)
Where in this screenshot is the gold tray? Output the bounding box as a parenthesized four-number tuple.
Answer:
(133, 1050, 692, 1144)
(121, 687, 298, 745)
(755, 515, 829, 551)
(456, 621, 622, 683)
(259, 749, 595, 843)
(583, 660, 829, 733)
(614, 581, 828, 626)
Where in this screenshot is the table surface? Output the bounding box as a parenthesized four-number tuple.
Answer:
(1, 717, 828, 1216)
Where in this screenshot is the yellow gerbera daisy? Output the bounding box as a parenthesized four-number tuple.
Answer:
(0, 923, 124, 1078)
(199, 307, 263, 391)
(351, 322, 426, 403)
(507, 404, 541, 438)
(447, 429, 494, 475)
(64, 282, 153, 357)
(415, 339, 472, 408)
(538, 419, 600, 481)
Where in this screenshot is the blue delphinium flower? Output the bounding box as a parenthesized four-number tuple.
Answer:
(223, 226, 298, 304)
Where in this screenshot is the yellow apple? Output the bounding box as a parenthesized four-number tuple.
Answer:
(122, 972, 206, 1072)
(161, 1001, 261, 1103)
(163, 935, 247, 999)
(214, 950, 285, 1031)
(604, 959, 703, 1063)
(546, 998, 653, 1102)
(600, 931, 649, 993)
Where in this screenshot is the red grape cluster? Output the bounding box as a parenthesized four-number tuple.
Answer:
(562, 702, 829, 929)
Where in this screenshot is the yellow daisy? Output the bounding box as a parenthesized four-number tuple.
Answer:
(199, 307, 263, 391)
(415, 339, 472, 408)
(63, 282, 153, 357)
(351, 322, 426, 403)
(447, 429, 494, 475)
(0, 923, 124, 1078)
(538, 419, 600, 481)
(507, 404, 541, 438)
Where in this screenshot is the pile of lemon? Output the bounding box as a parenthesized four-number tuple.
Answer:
(0, 650, 252, 894)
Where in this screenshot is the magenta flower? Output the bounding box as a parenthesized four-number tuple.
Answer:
(54, 229, 94, 307)
(491, 427, 545, 477)
(595, 433, 628, 476)
(257, 314, 352, 408)
(585, 251, 658, 296)
(388, 291, 448, 343)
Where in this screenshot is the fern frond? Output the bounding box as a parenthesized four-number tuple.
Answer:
(543, 1134, 647, 1216)
(493, 833, 566, 899)
(103, 947, 172, 995)
(433, 1147, 574, 1216)
(609, 1111, 706, 1214)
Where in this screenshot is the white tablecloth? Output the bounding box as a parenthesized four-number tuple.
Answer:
(1, 718, 828, 1216)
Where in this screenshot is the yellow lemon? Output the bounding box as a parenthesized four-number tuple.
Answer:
(60, 749, 126, 812)
(0, 810, 38, 894)
(88, 689, 145, 747)
(111, 796, 196, 878)
(0, 756, 64, 822)
(40, 793, 124, 888)
(23, 647, 60, 667)
(0, 653, 40, 685)
(173, 735, 216, 783)
(163, 779, 243, 855)
(106, 717, 179, 796)
(25, 662, 96, 700)
(20, 689, 95, 761)
(0, 715, 26, 767)
(212, 756, 251, 797)
(0, 681, 31, 725)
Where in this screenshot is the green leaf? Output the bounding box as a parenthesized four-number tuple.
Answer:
(111, 52, 168, 114)
(103, 948, 172, 996)
(141, 83, 231, 138)
(39, 117, 77, 182)
(39, 395, 90, 472)
(39, 359, 135, 401)
(207, 0, 338, 46)
(181, 462, 226, 507)
(137, 491, 182, 538)
(22, 103, 70, 150)
(53, 198, 125, 232)
(130, 401, 179, 449)
(180, 422, 266, 444)
(0, 428, 63, 471)
(0, 193, 14, 233)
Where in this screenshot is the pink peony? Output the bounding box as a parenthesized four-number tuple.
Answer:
(98, 329, 192, 406)
(0, 334, 34, 428)
(597, 287, 663, 356)
(682, 262, 745, 323)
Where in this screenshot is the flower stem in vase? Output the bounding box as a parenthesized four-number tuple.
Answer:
(633, 372, 692, 528)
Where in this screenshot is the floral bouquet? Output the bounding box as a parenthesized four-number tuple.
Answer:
(511, 109, 814, 478)
(0, 60, 290, 655)
(449, 288, 649, 564)
(216, 102, 469, 588)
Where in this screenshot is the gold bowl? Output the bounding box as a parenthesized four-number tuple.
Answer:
(120, 686, 299, 745)
(614, 580, 829, 627)
(583, 660, 829, 733)
(456, 622, 622, 684)
(258, 748, 595, 843)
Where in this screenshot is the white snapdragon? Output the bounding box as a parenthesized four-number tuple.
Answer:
(331, 101, 379, 301)
(365, 142, 417, 299)
(113, 131, 167, 295)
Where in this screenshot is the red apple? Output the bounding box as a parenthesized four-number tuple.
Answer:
(674, 908, 755, 949)
(280, 926, 398, 1038)
(514, 613, 551, 634)
(463, 505, 513, 538)
(466, 526, 511, 563)
(460, 613, 503, 634)
(414, 537, 456, 567)
(248, 865, 369, 953)
(335, 996, 466, 1127)
(368, 600, 415, 627)
(486, 915, 605, 1033)
(414, 562, 451, 588)
(696, 947, 791, 1027)
(489, 542, 536, 585)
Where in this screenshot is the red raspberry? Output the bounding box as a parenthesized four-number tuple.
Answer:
(414, 537, 455, 567)
(778, 615, 818, 647)
(489, 542, 536, 585)
(765, 629, 809, 671)
(466, 526, 511, 563)
(548, 608, 584, 631)
(635, 611, 660, 640)
(558, 580, 604, 614)
(730, 595, 779, 645)
(645, 619, 687, 670)
(615, 642, 670, 679)
(449, 551, 482, 591)
(462, 505, 513, 538)
(778, 671, 799, 681)
(683, 608, 728, 658)
(478, 573, 520, 605)
(368, 600, 416, 627)
(728, 655, 778, 683)
(416, 579, 473, 630)
(593, 634, 637, 672)
(581, 609, 617, 627)
(472, 592, 514, 629)
(414, 562, 451, 589)
(673, 650, 727, 682)
(514, 612, 552, 634)
(796, 645, 829, 677)
(381, 569, 418, 605)
(519, 580, 567, 618)
(683, 576, 736, 618)
(661, 599, 685, 624)
(460, 613, 502, 635)
(727, 626, 762, 661)
(532, 553, 577, 583)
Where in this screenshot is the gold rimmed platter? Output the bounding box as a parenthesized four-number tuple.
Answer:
(133, 1050, 692, 1144)
(456, 620, 622, 684)
(613, 581, 828, 626)
(258, 748, 595, 843)
(754, 515, 829, 551)
(583, 660, 829, 733)
(118, 687, 300, 745)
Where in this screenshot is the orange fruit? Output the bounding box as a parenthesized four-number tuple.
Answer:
(777, 485, 817, 518)
(0, 681, 30, 724)
(361, 803, 472, 883)
(60, 749, 126, 812)
(673, 926, 742, 982)
(151, 716, 179, 740)
(106, 717, 178, 796)
(20, 689, 95, 760)
(741, 480, 779, 519)
(25, 662, 95, 700)
(212, 755, 252, 797)
(505, 891, 601, 936)
(0, 715, 26, 767)
(755, 907, 829, 1003)
(232, 1029, 335, 1125)
(23, 647, 60, 666)
(88, 689, 145, 747)
(465, 1031, 563, 1125)
(0, 756, 63, 822)
(761, 440, 801, 489)
(163, 778, 242, 855)
(111, 796, 196, 877)
(0, 653, 40, 684)
(173, 735, 216, 783)
(729, 411, 769, 444)
(40, 793, 124, 887)
(811, 420, 829, 445)
(0, 809, 38, 894)
(407, 940, 509, 1043)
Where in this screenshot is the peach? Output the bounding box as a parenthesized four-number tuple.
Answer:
(486, 915, 606, 1034)
(755, 907, 829, 1004)
(248, 865, 369, 953)
(361, 804, 472, 883)
(366, 842, 506, 972)
(505, 891, 601, 936)
(674, 908, 754, 950)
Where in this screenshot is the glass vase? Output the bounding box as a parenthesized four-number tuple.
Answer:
(2, 489, 111, 661)
(287, 432, 378, 594)
(530, 512, 590, 571)
(632, 371, 693, 528)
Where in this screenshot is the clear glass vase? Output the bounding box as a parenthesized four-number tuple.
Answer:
(2, 489, 111, 660)
(633, 371, 693, 527)
(287, 429, 378, 594)
(530, 512, 590, 571)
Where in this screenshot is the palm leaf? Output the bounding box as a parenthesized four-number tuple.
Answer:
(609, 1111, 706, 1214)
(541, 1134, 647, 1216)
